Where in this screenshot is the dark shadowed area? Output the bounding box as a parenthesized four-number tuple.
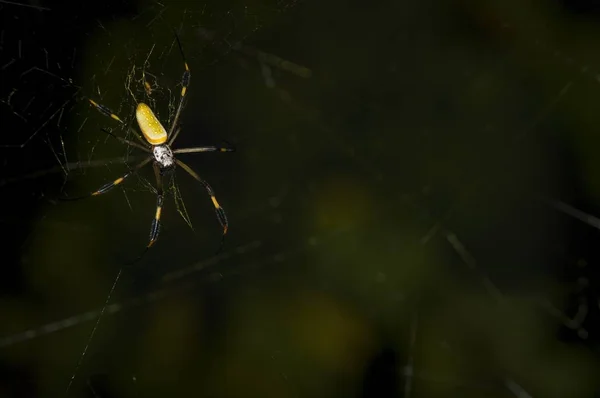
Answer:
(2, 0, 600, 397)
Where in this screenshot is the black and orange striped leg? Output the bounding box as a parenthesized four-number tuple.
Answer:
(147, 162, 165, 249)
(167, 33, 191, 145)
(176, 159, 228, 251)
(60, 157, 152, 201)
(126, 163, 165, 265)
(87, 98, 148, 147)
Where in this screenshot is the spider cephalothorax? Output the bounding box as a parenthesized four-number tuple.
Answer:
(152, 144, 175, 172)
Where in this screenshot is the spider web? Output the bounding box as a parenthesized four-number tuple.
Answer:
(2, 0, 600, 397)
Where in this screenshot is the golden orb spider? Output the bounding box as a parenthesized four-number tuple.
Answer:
(63, 35, 233, 260)
(63, 34, 233, 395)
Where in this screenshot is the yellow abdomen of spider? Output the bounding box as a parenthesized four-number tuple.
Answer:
(136, 103, 167, 145)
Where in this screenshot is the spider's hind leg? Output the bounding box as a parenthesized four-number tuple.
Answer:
(175, 159, 229, 253)
(147, 162, 165, 249)
(59, 157, 152, 201)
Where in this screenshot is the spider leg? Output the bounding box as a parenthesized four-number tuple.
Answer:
(127, 162, 164, 265)
(88, 98, 148, 146)
(59, 156, 152, 200)
(147, 163, 165, 249)
(167, 33, 191, 145)
(173, 144, 235, 154)
(176, 159, 228, 251)
(88, 99, 124, 123)
(101, 128, 151, 153)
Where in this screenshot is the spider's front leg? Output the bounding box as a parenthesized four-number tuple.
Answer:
(88, 99, 148, 147)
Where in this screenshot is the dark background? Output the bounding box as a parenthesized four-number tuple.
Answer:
(2, 0, 600, 397)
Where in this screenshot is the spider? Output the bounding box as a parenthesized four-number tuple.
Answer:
(63, 35, 232, 260)
(63, 35, 234, 395)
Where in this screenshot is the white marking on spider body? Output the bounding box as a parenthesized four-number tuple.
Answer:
(153, 144, 175, 169)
